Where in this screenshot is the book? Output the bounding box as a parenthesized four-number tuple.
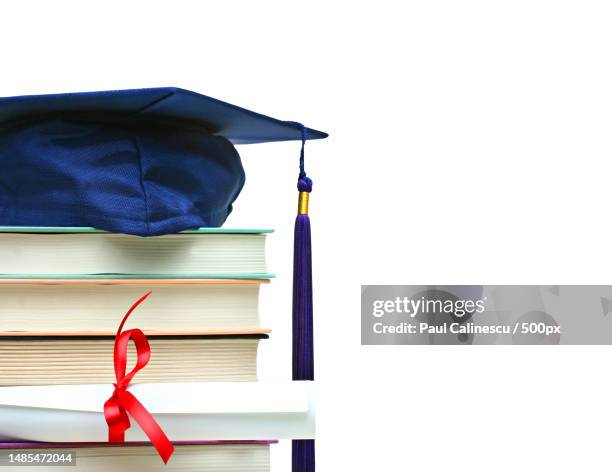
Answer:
(0, 441, 273, 471)
(0, 279, 266, 334)
(0, 228, 272, 278)
(0, 334, 267, 386)
(0, 382, 315, 442)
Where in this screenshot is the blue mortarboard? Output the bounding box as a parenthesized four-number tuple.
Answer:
(0, 87, 327, 236)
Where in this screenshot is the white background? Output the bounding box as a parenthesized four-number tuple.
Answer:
(2, 1, 612, 470)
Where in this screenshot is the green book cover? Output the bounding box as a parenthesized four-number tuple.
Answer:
(0, 227, 274, 279)
(0, 226, 273, 234)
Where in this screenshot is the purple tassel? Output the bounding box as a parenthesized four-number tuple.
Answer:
(293, 178, 314, 380)
(293, 440, 315, 472)
(292, 175, 314, 472)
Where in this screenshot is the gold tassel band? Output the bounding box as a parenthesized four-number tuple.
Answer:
(298, 191, 310, 215)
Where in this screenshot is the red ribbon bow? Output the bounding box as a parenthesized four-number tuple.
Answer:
(103, 291, 175, 463)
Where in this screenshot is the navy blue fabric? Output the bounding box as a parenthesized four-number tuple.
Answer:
(0, 119, 245, 236)
(0, 88, 328, 236)
(0, 88, 328, 144)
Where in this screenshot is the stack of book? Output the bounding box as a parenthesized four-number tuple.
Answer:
(0, 227, 311, 471)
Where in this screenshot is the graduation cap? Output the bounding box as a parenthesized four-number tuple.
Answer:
(0, 87, 324, 470)
(0, 87, 326, 235)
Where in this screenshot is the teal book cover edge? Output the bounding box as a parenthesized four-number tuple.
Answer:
(0, 226, 273, 234)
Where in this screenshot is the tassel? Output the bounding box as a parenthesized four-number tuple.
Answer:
(292, 127, 315, 472)
(293, 440, 315, 472)
(293, 176, 314, 380)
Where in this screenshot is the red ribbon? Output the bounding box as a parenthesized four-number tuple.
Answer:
(103, 291, 175, 463)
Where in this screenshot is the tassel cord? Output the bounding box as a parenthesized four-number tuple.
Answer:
(292, 124, 315, 472)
